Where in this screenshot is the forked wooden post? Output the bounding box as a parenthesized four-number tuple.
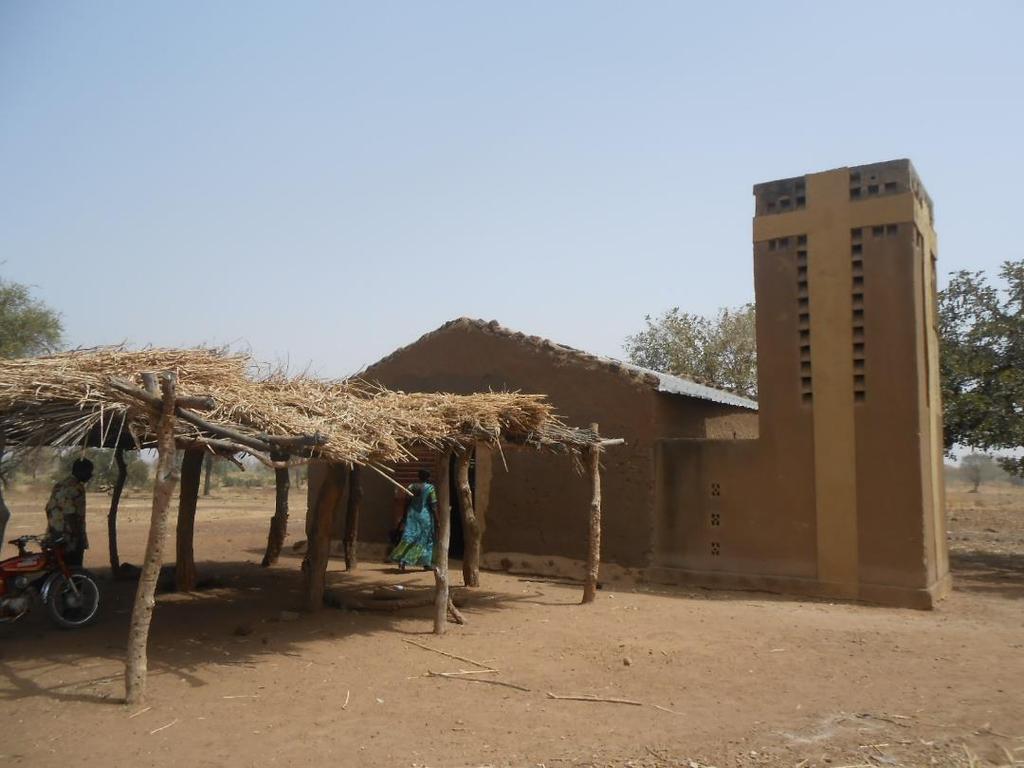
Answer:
(302, 462, 347, 612)
(261, 451, 291, 567)
(175, 448, 204, 591)
(343, 466, 362, 570)
(433, 451, 452, 634)
(107, 446, 127, 573)
(458, 449, 482, 587)
(125, 373, 178, 706)
(582, 422, 602, 604)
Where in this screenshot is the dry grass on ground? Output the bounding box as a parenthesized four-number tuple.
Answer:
(0, 482, 1021, 768)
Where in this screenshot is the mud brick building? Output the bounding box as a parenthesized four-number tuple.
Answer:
(346, 159, 949, 608)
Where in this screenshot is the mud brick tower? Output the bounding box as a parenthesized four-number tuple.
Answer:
(750, 159, 948, 605)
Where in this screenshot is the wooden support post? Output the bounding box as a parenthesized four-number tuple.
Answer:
(125, 373, 178, 706)
(582, 422, 602, 604)
(343, 466, 362, 571)
(261, 451, 290, 567)
(458, 449, 482, 587)
(174, 448, 204, 592)
(202, 452, 213, 496)
(301, 462, 347, 612)
(0, 431, 9, 549)
(108, 447, 128, 573)
(433, 451, 452, 634)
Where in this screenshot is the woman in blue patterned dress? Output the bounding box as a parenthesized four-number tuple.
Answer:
(388, 469, 437, 571)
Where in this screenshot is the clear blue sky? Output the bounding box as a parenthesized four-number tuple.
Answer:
(2, 2, 1021, 377)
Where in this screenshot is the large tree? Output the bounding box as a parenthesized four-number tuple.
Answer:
(624, 304, 758, 398)
(0, 277, 63, 358)
(939, 260, 1024, 475)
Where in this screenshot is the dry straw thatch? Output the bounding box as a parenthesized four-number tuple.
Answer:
(0, 347, 599, 469)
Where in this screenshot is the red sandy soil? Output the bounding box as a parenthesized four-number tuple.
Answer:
(0, 482, 1022, 768)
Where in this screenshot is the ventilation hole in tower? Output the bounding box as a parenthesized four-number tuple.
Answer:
(711, 542, 721, 556)
(710, 512, 721, 527)
(710, 482, 721, 497)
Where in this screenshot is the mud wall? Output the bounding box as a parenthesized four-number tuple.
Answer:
(357, 323, 746, 567)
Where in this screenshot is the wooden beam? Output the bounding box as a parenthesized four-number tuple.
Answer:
(582, 422, 602, 604)
(107, 447, 128, 573)
(110, 378, 276, 456)
(343, 466, 362, 571)
(301, 462, 347, 612)
(256, 433, 327, 449)
(174, 448, 204, 591)
(261, 451, 291, 567)
(125, 373, 179, 705)
(433, 451, 453, 634)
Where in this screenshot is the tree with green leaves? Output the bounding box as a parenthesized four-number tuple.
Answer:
(958, 453, 1004, 493)
(624, 304, 758, 398)
(939, 260, 1024, 476)
(0, 277, 63, 358)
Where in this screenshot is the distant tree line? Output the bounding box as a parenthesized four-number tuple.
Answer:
(625, 258, 1024, 478)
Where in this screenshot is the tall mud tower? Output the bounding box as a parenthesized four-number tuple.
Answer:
(752, 159, 949, 606)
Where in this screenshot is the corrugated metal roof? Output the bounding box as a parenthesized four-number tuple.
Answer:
(618, 360, 759, 410)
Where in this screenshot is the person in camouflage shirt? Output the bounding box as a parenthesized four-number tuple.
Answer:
(45, 458, 94, 566)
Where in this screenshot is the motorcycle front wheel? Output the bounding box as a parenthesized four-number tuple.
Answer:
(46, 571, 100, 629)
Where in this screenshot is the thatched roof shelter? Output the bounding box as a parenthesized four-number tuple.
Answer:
(0, 346, 617, 705)
(0, 346, 601, 469)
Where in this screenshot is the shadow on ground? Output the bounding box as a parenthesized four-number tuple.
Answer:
(950, 549, 1024, 600)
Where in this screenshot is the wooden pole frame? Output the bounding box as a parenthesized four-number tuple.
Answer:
(302, 462, 347, 612)
(0, 430, 9, 550)
(125, 373, 179, 705)
(433, 451, 452, 634)
(582, 422, 602, 604)
(343, 465, 362, 570)
(457, 449, 482, 587)
(107, 446, 128, 573)
(175, 448, 204, 592)
(261, 451, 291, 567)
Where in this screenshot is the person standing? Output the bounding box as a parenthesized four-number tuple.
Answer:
(45, 457, 94, 567)
(387, 469, 437, 571)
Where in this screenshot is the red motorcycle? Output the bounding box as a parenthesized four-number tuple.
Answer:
(0, 534, 100, 628)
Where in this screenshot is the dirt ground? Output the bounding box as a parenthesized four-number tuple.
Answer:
(1, 482, 1022, 768)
